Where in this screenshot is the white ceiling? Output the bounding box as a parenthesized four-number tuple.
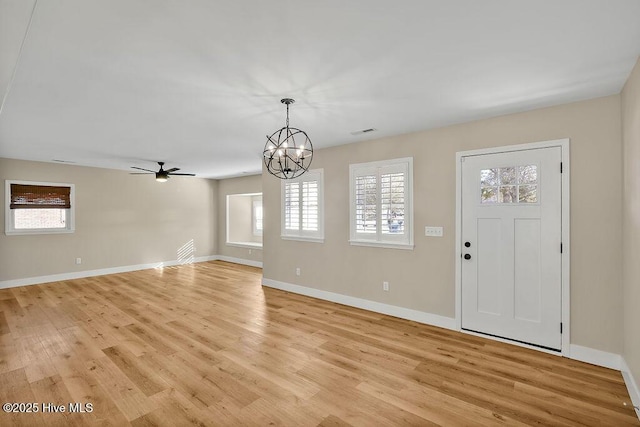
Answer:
(1, 0, 639, 179)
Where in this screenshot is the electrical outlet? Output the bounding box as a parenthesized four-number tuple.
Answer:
(383, 281, 389, 291)
(249, 249, 252, 255)
(425, 226, 444, 237)
(296, 267, 301, 276)
(75, 257, 82, 265)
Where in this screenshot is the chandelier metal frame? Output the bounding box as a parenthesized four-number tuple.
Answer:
(263, 98, 313, 179)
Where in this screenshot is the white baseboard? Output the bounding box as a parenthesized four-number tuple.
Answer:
(0, 255, 219, 289)
(0, 255, 264, 290)
(621, 358, 640, 419)
(568, 344, 621, 370)
(261, 278, 456, 330)
(216, 256, 262, 268)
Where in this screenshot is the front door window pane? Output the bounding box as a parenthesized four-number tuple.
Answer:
(481, 165, 538, 204)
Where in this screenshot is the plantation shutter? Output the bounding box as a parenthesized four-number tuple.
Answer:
(380, 172, 405, 234)
(284, 182, 300, 230)
(301, 180, 318, 231)
(281, 170, 324, 241)
(351, 159, 411, 245)
(10, 184, 71, 209)
(285, 180, 319, 232)
(355, 174, 377, 234)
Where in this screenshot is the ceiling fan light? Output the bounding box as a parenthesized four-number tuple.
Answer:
(132, 162, 194, 182)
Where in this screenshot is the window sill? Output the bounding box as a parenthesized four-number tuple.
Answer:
(5, 229, 74, 236)
(281, 235, 325, 244)
(226, 242, 263, 249)
(349, 240, 414, 250)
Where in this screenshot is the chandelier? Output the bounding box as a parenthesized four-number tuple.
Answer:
(263, 98, 313, 179)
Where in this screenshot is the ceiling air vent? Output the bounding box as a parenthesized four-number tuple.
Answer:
(350, 128, 377, 136)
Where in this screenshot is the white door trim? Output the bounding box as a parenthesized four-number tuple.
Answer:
(455, 138, 570, 356)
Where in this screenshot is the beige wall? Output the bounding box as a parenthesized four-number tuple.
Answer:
(227, 194, 262, 244)
(622, 58, 640, 385)
(217, 174, 263, 264)
(263, 95, 623, 353)
(0, 158, 218, 282)
(227, 195, 251, 243)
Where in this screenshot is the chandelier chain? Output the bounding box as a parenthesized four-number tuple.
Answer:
(286, 102, 290, 128)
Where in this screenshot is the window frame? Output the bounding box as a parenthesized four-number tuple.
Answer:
(349, 157, 414, 249)
(281, 169, 324, 243)
(5, 180, 76, 236)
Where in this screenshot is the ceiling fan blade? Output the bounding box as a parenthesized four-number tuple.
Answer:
(130, 172, 154, 175)
(168, 173, 196, 176)
(131, 166, 156, 172)
(165, 167, 180, 173)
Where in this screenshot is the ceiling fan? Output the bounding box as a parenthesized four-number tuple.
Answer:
(130, 162, 195, 182)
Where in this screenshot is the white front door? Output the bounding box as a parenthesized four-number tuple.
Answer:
(461, 147, 562, 350)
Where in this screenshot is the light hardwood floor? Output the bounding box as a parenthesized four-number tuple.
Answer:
(0, 261, 637, 426)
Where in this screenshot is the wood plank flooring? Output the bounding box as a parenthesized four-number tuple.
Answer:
(0, 261, 637, 426)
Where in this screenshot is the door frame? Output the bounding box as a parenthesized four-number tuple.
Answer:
(455, 138, 570, 356)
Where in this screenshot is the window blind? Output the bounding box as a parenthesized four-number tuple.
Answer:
(10, 184, 71, 209)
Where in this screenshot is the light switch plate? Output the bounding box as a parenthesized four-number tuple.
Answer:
(425, 226, 443, 237)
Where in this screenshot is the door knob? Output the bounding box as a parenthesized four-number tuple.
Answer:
(464, 242, 471, 247)
(464, 254, 471, 260)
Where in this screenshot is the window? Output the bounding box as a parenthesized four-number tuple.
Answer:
(5, 180, 75, 235)
(349, 158, 413, 249)
(281, 169, 324, 242)
(480, 164, 538, 204)
(253, 200, 263, 236)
